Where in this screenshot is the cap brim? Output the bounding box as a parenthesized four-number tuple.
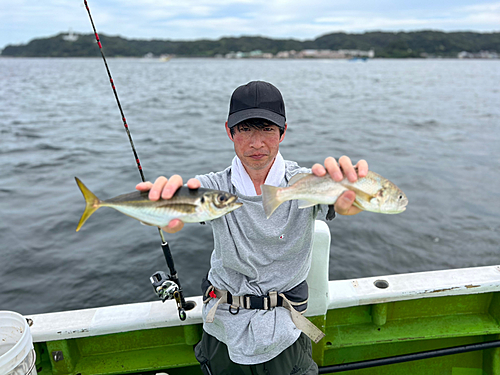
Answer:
(227, 108, 286, 128)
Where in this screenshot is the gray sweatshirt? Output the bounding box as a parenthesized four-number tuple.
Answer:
(196, 160, 325, 365)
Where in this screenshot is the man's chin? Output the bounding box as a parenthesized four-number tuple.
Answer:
(243, 157, 272, 170)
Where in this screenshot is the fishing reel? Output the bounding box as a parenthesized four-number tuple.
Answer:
(150, 271, 179, 301)
(150, 271, 193, 321)
(150, 241, 196, 321)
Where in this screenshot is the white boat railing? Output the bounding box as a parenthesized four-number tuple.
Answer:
(27, 220, 500, 343)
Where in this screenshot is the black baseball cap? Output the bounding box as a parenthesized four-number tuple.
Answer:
(227, 81, 286, 129)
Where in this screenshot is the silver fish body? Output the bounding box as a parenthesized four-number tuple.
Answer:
(261, 171, 408, 219)
(75, 177, 242, 231)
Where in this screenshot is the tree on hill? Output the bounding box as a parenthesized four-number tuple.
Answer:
(2, 31, 499, 58)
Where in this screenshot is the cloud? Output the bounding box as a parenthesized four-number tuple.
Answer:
(458, 2, 500, 27)
(1, 0, 499, 49)
(461, 1, 500, 11)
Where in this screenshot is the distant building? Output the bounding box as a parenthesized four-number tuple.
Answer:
(225, 50, 273, 59)
(277, 49, 375, 59)
(63, 30, 79, 42)
(458, 50, 499, 59)
(275, 50, 299, 58)
(224, 48, 375, 59)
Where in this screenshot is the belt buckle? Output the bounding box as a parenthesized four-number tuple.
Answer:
(248, 295, 266, 310)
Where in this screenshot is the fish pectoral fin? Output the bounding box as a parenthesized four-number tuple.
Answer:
(352, 200, 364, 210)
(341, 187, 377, 213)
(349, 188, 376, 202)
(298, 200, 317, 209)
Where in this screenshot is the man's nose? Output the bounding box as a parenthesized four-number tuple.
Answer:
(249, 130, 265, 147)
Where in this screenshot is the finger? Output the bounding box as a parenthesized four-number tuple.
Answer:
(334, 190, 362, 216)
(324, 157, 343, 181)
(311, 163, 326, 177)
(187, 178, 201, 189)
(136, 181, 153, 191)
(338, 156, 357, 182)
(149, 176, 168, 201)
(355, 159, 369, 178)
(161, 219, 184, 234)
(161, 174, 183, 199)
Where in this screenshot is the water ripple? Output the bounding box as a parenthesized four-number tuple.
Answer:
(0, 58, 499, 314)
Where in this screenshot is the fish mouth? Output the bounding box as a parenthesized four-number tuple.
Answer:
(378, 202, 407, 214)
(227, 195, 242, 207)
(389, 206, 407, 214)
(401, 200, 409, 210)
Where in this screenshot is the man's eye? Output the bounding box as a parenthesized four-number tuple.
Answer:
(264, 127, 274, 132)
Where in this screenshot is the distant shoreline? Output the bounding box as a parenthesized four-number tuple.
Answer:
(1, 56, 498, 60)
(2, 30, 499, 59)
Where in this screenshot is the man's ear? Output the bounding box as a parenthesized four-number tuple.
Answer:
(279, 123, 287, 143)
(225, 121, 233, 140)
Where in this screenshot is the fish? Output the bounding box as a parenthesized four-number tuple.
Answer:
(75, 177, 242, 231)
(261, 170, 408, 219)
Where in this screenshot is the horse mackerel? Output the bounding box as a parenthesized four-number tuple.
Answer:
(75, 177, 242, 231)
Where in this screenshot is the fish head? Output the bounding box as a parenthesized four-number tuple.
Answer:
(203, 191, 243, 218)
(375, 181, 408, 214)
(355, 182, 408, 214)
(377, 187, 408, 214)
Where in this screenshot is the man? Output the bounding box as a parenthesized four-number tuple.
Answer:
(137, 81, 368, 374)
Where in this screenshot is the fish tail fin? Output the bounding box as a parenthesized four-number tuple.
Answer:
(75, 177, 102, 232)
(261, 184, 284, 219)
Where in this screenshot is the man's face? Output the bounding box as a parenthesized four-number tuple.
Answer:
(226, 121, 286, 173)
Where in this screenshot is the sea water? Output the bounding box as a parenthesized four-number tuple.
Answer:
(0, 57, 499, 314)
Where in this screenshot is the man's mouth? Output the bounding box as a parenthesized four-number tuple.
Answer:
(248, 154, 267, 160)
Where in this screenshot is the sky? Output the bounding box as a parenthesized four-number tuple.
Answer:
(1, 0, 500, 49)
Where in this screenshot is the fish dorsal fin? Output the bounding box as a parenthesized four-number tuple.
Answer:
(289, 173, 311, 186)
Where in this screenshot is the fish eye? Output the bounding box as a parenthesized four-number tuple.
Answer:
(218, 194, 226, 202)
(200, 196, 205, 204)
(399, 195, 403, 200)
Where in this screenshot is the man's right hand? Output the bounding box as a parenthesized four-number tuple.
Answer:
(136, 176, 201, 233)
(311, 156, 368, 216)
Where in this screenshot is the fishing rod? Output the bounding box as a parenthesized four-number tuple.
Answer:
(83, 0, 194, 320)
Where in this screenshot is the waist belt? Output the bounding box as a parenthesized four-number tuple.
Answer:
(203, 284, 325, 344)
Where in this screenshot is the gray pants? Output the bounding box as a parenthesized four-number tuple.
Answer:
(194, 331, 318, 375)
